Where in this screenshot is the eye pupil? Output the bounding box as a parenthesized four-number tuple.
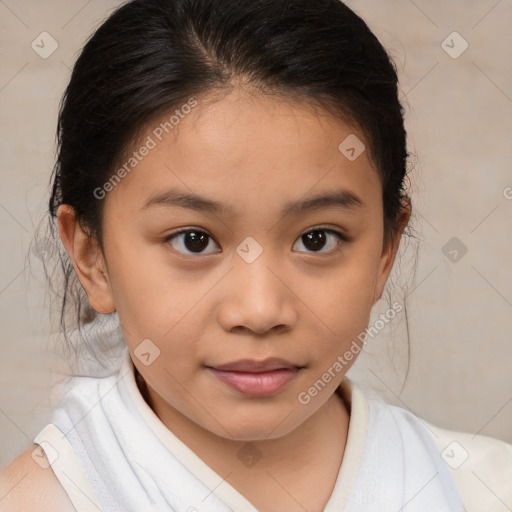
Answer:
(303, 230, 326, 251)
(185, 231, 209, 252)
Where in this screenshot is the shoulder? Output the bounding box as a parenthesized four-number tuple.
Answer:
(343, 390, 467, 510)
(373, 397, 512, 511)
(423, 419, 512, 512)
(0, 444, 77, 512)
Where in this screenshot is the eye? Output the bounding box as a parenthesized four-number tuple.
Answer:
(165, 228, 220, 255)
(292, 227, 348, 254)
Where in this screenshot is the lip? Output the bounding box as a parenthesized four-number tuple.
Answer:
(206, 358, 302, 397)
(210, 358, 299, 373)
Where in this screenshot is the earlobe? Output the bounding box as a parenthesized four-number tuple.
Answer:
(373, 240, 397, 305)
(57, 204, 116, 314)
(373, 200, 412, 304)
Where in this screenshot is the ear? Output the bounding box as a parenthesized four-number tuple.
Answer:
(373, 199, 412, 304)
(57, 204, 115, 314)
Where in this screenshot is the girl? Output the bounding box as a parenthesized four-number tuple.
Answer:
(1, 0, 511, 510)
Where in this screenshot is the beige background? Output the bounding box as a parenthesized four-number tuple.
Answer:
(0, 0, 511, 470)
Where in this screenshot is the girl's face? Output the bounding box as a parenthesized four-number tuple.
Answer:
(63, 89, 407, 441)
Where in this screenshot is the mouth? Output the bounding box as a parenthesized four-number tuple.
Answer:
(205, 358, 303, 397)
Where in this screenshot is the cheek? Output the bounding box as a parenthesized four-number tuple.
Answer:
(315, 249, 380, 312)
(103, 232, 184, 326)
(105, 248, 212, 369)
(106, 219, 382, 353)
(297, 244, 381, 358)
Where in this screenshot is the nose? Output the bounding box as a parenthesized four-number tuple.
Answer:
(217, 251, 298, 335)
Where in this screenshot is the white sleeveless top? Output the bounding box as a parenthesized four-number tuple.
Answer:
(34, 347, 512, 511)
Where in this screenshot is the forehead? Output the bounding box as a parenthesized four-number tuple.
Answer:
(106, 88, 382, 215)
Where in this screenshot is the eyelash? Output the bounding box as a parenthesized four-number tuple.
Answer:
(164, 225, 351, 257)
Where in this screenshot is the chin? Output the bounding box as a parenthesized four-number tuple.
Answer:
(204, 408, 304, 442)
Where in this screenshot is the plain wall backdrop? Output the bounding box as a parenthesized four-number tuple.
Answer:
(1, 0, 511, 471)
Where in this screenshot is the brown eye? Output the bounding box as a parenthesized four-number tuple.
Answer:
(166, 229, 220, 255)
(293, 228, 346, 254)
(302, 230, 327, 251)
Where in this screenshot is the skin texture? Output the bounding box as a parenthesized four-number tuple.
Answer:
(57, 88, 410, 512)
(0, 444, 77, 512)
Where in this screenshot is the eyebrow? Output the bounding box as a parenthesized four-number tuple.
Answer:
(141, 188, 364, 217)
